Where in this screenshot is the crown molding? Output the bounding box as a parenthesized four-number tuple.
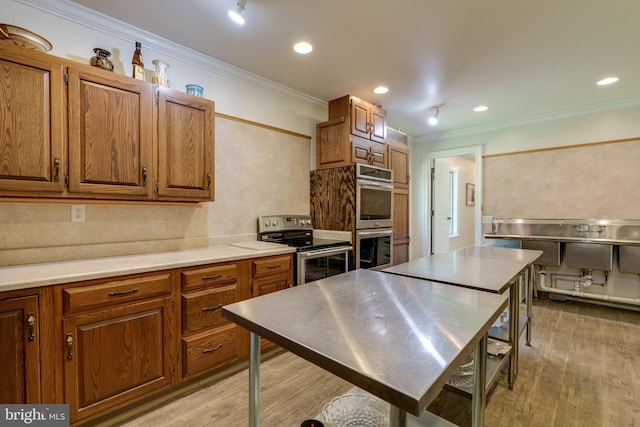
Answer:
(415, 95, 640, 143)
(18, 0, 328, 112)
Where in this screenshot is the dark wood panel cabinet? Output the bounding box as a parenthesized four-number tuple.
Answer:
(0, 294, 40, 404)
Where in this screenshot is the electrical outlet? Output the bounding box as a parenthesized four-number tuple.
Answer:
(71, 205, 85, 223)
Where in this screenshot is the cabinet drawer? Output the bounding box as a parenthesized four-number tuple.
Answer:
(252, 255, 292, 278)
(182, 324, 237, 378)
(181, 263, 238, 291)
(63, 273, 172, 314)
(182, 284, 237, 334)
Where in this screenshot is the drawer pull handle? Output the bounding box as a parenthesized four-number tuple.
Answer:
(142, 166, 148, 187)
(108, 288, 138, 297)
(266, 264, 282, 269)
(202, 304, 223, 312)
(207, 172, 212, 190)
(66, 333, 73, 360)
(27, 312, 36, 341)
(203, 344, 223, 354)
(202, 274, 222, 280)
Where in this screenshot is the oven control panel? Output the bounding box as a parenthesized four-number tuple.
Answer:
(258, 215, 313, 233)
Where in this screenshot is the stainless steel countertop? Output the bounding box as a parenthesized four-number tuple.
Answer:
(383, 247, 541, 294)
(222, 269, 508, 416)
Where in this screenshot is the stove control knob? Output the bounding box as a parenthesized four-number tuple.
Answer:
(264, 220, 271, 227)
(273, 220, 278, 226)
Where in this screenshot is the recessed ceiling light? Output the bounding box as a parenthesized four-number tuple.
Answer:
(293, 42, 313, 54)
(374, 86, 389, 94)
(597, 77, 619, 86)
(474, 105, 489, 112)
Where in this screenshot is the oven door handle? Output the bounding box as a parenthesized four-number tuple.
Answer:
(358, 180, 393, 191)
(299, 246, 353, 259)
(356, 230, 393, 238)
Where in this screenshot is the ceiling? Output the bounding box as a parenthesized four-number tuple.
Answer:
(69, 0, 640, 139)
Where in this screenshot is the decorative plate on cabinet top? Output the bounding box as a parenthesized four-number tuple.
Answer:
(0, 24, 52, 52)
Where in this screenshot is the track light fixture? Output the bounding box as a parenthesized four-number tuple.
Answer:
(229, 0, 248, 25)
(428, 105, 442, 126)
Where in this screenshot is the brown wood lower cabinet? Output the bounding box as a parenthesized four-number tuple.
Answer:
(60, 273, 176, 426)
(0, 293, 40, 404)
(0, 252, 294, 426)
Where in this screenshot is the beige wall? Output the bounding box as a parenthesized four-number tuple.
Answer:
(483, 139, 640, 219)
(0, 117, 310, 267)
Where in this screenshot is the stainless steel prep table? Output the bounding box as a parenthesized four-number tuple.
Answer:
(222, 269, 508, 427)
(383, 246, 542, 392)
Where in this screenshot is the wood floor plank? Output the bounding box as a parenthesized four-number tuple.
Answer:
(109, 296, 640, 427)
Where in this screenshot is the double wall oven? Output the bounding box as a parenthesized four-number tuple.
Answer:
(258, 215, 352, 285)
(355, 164, 394, 270)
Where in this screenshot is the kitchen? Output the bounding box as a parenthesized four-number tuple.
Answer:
(1, 0, 640, 426)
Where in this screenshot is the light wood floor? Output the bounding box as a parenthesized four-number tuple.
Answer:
(113, 295, 639, 427)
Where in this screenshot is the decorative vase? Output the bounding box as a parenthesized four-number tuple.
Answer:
(90, 48, 114, 72)
(151, 59, 170, 87)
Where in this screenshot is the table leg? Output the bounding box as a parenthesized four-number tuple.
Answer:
(249, 332, 260, 427)
(508, 280, 518, 388)
(472, 334, 487, 427)
(526, 265, 533, 345)
(390, 405, 406, 427)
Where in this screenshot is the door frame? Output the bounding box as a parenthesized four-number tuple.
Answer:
(422, 145, 483, 257)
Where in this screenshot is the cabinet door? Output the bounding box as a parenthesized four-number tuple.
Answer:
(63, 297, 174, 424)
(350, 97, 371, 140)
(157, 88, 214, 201)
(369, 142, 388, 168)
(0, 295, 40, 404)
(352, 139, 372, 165)
(393, 189, 410, 265)
(0, 46, 65, 194)
(67, 66, 153, 198)
(389, 142, 409, 188)
(370, 105, 387, 143)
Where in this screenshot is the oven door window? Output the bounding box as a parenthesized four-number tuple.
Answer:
(359, 187, 392, 221)
(301, 251, 349, 284)
(358, 235, 392, 270)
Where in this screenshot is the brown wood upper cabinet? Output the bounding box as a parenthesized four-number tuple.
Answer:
(157, 87, 214, 201)
(67, 65, 154, 199)
(0, 44, 66, 195)
(316, 95, 387, 170)
(0, 43, 215, 202)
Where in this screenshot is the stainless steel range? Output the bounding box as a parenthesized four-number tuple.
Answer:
(258, 215, 352, 285)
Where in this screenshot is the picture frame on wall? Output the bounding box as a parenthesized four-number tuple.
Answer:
(466, 183, 475, 206)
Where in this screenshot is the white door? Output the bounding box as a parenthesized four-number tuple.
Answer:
(431, 159, 451, 254)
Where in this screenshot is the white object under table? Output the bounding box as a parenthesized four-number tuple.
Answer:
(222, 269, 508, 427)
(383, 246, 542, 390)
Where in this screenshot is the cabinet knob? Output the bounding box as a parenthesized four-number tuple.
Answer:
(53, 158, 60, 182)
(27, 313, 35, 341)
(66, 333, 73, 360)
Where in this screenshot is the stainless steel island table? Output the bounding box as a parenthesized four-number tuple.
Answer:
(383, 246, 542, 391)
(222, 269, 508, 427)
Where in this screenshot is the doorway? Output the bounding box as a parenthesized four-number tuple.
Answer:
(421, 145, 483, 257)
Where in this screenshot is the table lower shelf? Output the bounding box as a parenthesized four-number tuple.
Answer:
(443, 338, 512, 399)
